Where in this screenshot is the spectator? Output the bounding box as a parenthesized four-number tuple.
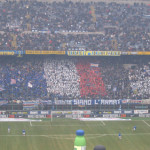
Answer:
(0, 56, 149, 100)
(0, 1, 149, 51)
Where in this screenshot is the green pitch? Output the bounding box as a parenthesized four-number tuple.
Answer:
(0, 118, 150, 150)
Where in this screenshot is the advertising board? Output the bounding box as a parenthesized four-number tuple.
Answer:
(28, 115, 46, 118)
(134, 110, 148, 114)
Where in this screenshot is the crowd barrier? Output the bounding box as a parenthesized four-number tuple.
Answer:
(0, 50, 150, 57)
(0, 110, 149, 118)
(25, 50, 65, 55)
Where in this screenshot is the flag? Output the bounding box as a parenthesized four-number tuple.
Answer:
(143, 15, 150, 19)
(10, 79, 16, 85)
(28, 81, 33, 88)
(108, 85, 111, 89)
(90, 63, 99, 67)
(0, 100, 8, 106)
(113, 87, 117, 92)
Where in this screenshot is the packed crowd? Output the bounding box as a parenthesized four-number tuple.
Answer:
(44, 58, 80, 99)
(1, 1, 150, 32)
(129, 62, 150, 99)
(0, 1, 149, 51)
(0, 56, 47, 100)
(0, 56, 149, 100)
(0, 32, 150, 51)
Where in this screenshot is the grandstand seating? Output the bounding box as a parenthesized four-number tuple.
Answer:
(44, 58, 80, 99)
(76, 61, 106, 98)
(129, 64, 150, 99)
(0, 1, 149, 51)
(0, 56, 149, 100)
(0, 0, 149, 101)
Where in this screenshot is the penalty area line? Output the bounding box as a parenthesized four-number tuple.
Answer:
(101, 121, 105, 126)
(1, 132, 150, 137)
(1, 132, 150, 140)
(30, 121, 32, 127)
(143, 120, 150, 127)
(30, 124, 95, 127)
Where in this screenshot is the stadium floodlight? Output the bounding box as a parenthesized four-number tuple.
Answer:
(94, 145, 106, 150)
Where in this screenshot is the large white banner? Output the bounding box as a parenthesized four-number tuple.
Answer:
(134, 110, 148, 114)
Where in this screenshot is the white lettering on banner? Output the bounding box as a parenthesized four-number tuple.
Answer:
(134, 110, 148, 114)
(30, 111, 38, 115)
(28, 115, 45, 118)
(0, 111, 6, 114)
(72, 111, 83, 114)
(85, 100, 88, 105)
(65, 100, 72, 105)
(114, 111, 121, 114)
(62, 111, 72, 114)
(103, 114, 110, 118)
(103, 114, 119, 118)
(40, 111, 49, 115)
(110, 114, 119, 117)
(95, 100, 98, 105)
(55, 100, 65, 105)
(142, 99, 150, 104)
(79, 100, 82, 105)
(37, 115, 45, 118)
(83, 110, 91, 114)
(53, 110, 90, 115)
(73, 100, 92, 105)
(74, 100, 77, 105)
(88, 100, 91, 105)
(145, 114, 150, 117)
(124, 110, 132, 114)
(103, 111, 112, 114)
(0, 115, 7, 118)
(101, 100, 120, 105)
(129, 100, 142, 104)
(50, 99, 124, 105)
(122, 100, 128, 104)
(139, 114, 150, 117)
(139, 114, 145, 117)
(28, 115, 34, 118)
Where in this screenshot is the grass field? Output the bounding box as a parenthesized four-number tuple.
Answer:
(0, 118, 150, 150)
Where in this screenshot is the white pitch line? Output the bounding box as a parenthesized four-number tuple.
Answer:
(0, 132, 150, 140)
(30, 121, 32, 127)
(44, 134, 107, 140)
(1, 132, 150, 137)
(101, 121, 105, 126)
(31, 124, 102, 127)
(86, 134, 106, 139)
(30, 120, 150, 127)
(143, 120, 150, 127)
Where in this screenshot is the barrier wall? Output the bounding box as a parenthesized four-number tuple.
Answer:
(25, 50, 65, 55)
(0, 50, 150, 57)
(0, 110, 150, 118)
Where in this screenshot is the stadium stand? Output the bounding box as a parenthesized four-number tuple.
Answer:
(76, 60, 107, 98)
(129, 62, 150, 99)
(0, 0, 149, 103)
(0, 56, 47, 100)
(0, 1, 149, 51)
(0, 56, 149, 100)
(44, 57, 80, 99)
